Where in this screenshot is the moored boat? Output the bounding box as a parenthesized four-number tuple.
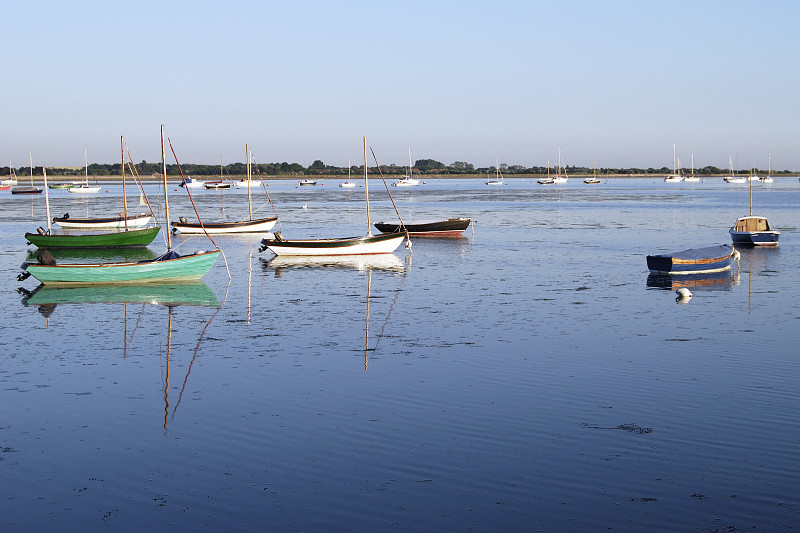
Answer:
(646, 244, 737, 274)
(373, 217, 471, 237)
(298, 179, 318, 186)
(53, 212, 152, 229)
(25, 226, 161, 249)
(260, 136, 406, 257)
(729, 216, 780, 246)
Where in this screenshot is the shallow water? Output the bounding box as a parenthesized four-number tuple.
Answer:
(2, 178, 799, 531)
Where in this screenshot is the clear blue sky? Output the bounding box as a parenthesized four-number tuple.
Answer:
(5, 1, 799, 170)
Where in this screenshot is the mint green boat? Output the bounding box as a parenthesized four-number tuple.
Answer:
(22, 280, 219, 308)
(22, 249, 220, 286)
(25, 226, 161, 249)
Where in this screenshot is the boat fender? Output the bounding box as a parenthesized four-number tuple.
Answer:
(675, 288, 692, 302)
(38, 249, 56, 266)
(195, 250, 206, 255)
(37, 227, 47, 235)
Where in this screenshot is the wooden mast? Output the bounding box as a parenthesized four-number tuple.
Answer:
(121, 137, 129, 230)
(246, 143, 252, 220)
(161, 125, 172, 250)
(364, 136, 371, 234)
(43, 167, 51, 234)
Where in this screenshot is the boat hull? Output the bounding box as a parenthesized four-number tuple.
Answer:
(260, 232, 405, 256)
(374, 218, 471, 237)
(24, 250, 220, 286)
(53, 213, 152, 229)
(11, 186, 43, 194)
(729, 216, 780, 246)
(646, 244, 734, 275)
(68, 186, 101, 194)
(25, 226, 161, 248)
(171, 216, 278, 234)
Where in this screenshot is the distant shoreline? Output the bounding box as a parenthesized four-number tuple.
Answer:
(22, 173, 799, 183)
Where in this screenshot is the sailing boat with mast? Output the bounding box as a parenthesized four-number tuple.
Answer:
(683, 153, 700, 182)
(485, 159, 504, 185)
(171, 144, 278, 234)
(11, 153, 43, 194)
(339, 157, 357, 188)
(392, 148, 420, 187)
(259, 136, 407, 256)
(19, 125, 221, 285)
(551, 147, 568, 184)
(664, 143, 684, 182)
(723, 155, 746, 184)
(584, 161, 601, 184)
(729, 159, 780, 246)
(25, 139, 160, 249)
(760, 153, 774, 183)
(68, 150, 101, 194)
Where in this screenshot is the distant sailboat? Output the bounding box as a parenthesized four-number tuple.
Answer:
(724, 155, 746, 184)
(584, 161, 601, 184)
(485, 159, 504, 185)
(760, 153, 774, 183)
(683, 153, 700, 182)
(339, 157, 357, 188)
(11, 153, 43, 195)
(664, 143, 684, 183)
(68, 150, 101, 194)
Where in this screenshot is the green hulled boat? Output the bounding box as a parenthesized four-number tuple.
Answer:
(22, 249, 220, 286)
(25, 226, 161, 249)
(48, 183, 75, 189)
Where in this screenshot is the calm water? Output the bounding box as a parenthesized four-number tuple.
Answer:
(2, 178, 799, 532)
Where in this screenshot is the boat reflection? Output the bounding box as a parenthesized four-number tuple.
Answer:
(21, 281, 220, 309)
(646, 270, 736, 291)
(25, 246, 156, 263)
(261, 253, 405, 277)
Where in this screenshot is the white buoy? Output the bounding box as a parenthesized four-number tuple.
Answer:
(675, 288, 692, 302)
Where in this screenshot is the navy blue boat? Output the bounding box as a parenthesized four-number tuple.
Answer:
(729, 216, 780, 246)
(646, 244, 736, 275)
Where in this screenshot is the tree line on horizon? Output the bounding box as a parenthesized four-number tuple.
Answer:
(1, 158, 795, 177)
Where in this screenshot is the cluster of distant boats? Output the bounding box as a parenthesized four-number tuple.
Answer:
(8, 134, 786, 289)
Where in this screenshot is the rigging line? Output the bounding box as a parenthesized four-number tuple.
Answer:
(253, 159, 282, 233)
(167, 139, 218, 249)
(368, 144, 412, 249)
(172, 305, 221, 420)
(124, 145, 165, 246)
(168, 138, 231, 280)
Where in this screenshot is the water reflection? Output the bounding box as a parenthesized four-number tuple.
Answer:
(646, 271, 737, 291)
(261, 253, 405, 276)
(20, 281, 219, 309)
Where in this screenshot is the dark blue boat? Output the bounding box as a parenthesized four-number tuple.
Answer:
(646, 244, 735, 274)
(729, 216, 780, 246)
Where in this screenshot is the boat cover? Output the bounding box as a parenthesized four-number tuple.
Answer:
(649, 244, 732, 261)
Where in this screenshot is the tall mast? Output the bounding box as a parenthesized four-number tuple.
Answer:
(43, 167, 51, 234)
(363, 136, 371, 233)
(29, 152, 33, 185)
(246, 143, 252, 220)
(749, 159, 753, 215)
(161, 125, 172, 250)
(121, 137, 128, 230)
